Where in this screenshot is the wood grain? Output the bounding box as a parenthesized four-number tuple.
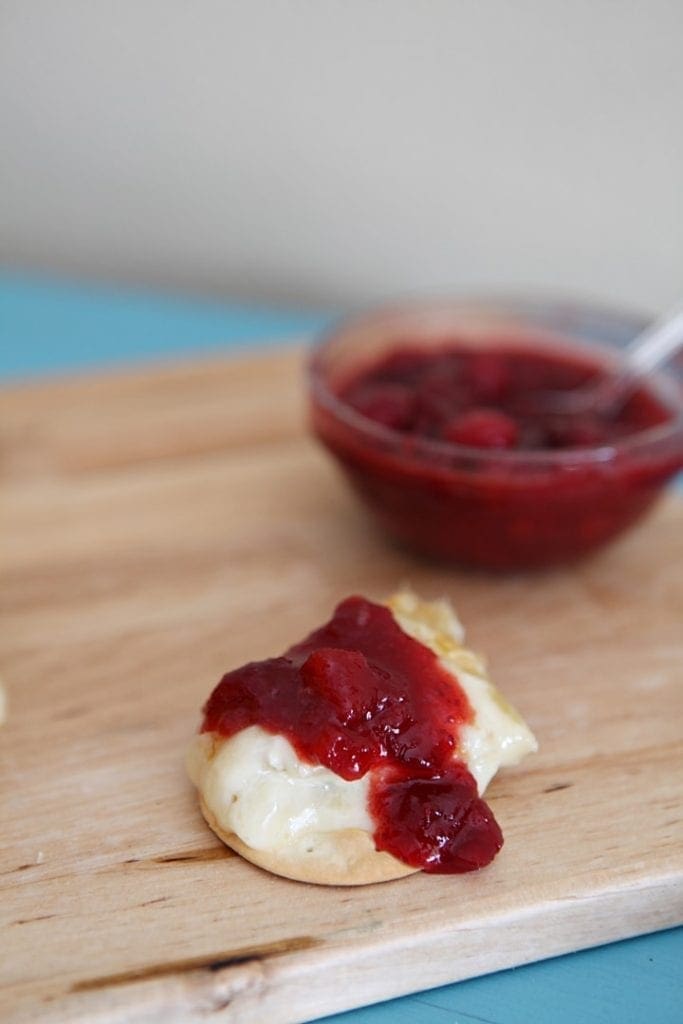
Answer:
(1, 348, 682, 1024)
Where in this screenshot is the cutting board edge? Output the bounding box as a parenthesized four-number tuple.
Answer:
(10, 873, 681, 1024)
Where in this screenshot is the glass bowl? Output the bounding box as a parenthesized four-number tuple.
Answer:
(308, 297, 683, 571)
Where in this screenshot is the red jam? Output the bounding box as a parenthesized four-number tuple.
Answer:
(340, 346, 670, 450)
(312, 341, 682, 570)
(202, 597, 503, 873)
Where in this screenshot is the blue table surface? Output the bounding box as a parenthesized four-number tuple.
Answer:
(2, 272, 681, 1023)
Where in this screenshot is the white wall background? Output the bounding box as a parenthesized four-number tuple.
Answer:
(1, 1, 681, 310)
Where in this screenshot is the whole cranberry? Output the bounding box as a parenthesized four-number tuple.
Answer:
(443, 408, 520, 449)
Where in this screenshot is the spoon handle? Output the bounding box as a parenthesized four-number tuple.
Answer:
(531, 302, 683, 418)
(625, 304, 683, 376)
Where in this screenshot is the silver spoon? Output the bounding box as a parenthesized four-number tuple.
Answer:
(536, 303, 683, 418)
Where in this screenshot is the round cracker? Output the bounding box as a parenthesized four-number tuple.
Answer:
(198, 796, 417, 886)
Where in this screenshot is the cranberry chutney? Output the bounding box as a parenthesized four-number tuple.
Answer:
(203, 596, 502, 872)
(310, 302, 683, 571)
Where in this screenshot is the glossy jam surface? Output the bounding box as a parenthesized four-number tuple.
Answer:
(312, 340, 682, 570)
(202, 597, 503, 872)
(340, 345, 670, 450)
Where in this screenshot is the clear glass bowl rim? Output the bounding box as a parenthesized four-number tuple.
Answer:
(308, 295, 683, 468)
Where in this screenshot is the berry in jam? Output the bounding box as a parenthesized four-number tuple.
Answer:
(443, 409, 520, 449)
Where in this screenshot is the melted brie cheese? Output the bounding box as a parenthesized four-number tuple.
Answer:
(189, 592, 537, 853)
(188, 727, 372, 851)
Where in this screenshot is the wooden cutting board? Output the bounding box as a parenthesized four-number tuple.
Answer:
(1, 348, 681, 1024)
